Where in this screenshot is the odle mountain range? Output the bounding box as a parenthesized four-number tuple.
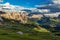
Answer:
(0, 11, 27, 23)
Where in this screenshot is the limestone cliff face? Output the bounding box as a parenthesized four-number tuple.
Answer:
(0, 11, 27, 23)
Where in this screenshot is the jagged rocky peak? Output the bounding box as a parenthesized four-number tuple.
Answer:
(0, 11, 28, 23)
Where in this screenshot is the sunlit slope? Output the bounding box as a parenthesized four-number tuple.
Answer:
(33, 27, 50, 32)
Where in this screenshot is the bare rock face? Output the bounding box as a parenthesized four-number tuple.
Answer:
(0, 11, 27, 23)
(16, 31, 23, 35)
(11, 12, 27, 23)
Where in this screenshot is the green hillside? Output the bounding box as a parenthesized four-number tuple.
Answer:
(0, 18, 60, 40)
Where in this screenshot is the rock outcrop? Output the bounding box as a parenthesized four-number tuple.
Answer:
(0, 11, 27, 23)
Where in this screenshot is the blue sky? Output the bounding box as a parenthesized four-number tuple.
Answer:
(1, 0, 53, 8)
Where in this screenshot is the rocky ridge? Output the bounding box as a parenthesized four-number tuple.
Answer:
(0, 11, 28, 23)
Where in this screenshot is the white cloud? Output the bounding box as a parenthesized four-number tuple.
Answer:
(52, 0, 60, 4)
(4, 2, 10, 5)
(38, 9, 50, 13)
(24, 8, 38, 12)
(33, 0, 60, 13)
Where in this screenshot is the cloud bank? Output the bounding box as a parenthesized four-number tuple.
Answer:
(52, 0, 60, 4)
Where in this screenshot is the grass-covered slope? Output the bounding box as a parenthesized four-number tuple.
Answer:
(0, 18, 60, 40)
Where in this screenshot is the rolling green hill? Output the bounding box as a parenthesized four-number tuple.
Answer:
(0, 18, 60, 40)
